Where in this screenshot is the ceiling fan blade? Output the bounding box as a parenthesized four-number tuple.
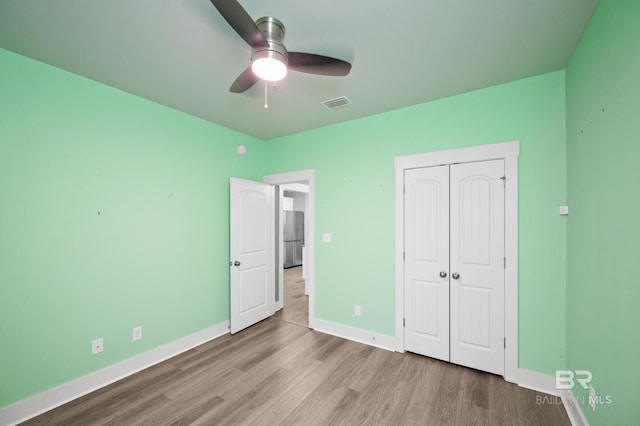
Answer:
(210, 0, 268, 48)
(287, 52, 352, 76)
(230, 66, 259, 93)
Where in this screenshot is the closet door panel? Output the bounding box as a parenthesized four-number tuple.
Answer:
(449, 160, 505, 375)
(404, 166, 450, 361)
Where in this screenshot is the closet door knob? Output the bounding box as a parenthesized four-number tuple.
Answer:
(452, 272, 460, 280)
(439, 271, 447, 278)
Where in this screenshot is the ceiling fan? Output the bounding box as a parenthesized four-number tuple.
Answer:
(210, 0, 352, 93)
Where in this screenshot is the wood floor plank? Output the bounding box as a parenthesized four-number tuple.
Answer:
(346, 345, 391, 393)
(190, 367, 290, 425)
(162, 366, 243, 400)
(319, 387, 361, 426)
(102, 393, 171, 426)
(172, 319, 282, 373)
(282, 386, 356, 426)
(210, 327, 310, 401)
(397, 355, 445, 425)
(344, 352, 416, 425)
(273, 331, 333, 371)
(282, 351, 368, 424)
(187, 327, 324, 425)
(286, 342, 364, 401)
(248, 393, 303, 426)
(132, 391, 225, 426)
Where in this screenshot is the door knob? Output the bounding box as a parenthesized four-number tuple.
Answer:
(452, 272, 460, 280)
(233, 261, 241, 266)
(439, 271, 447, 278)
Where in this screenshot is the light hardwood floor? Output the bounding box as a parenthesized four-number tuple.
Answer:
(272, 266, 308, 327)
(23, 282, 570, 425)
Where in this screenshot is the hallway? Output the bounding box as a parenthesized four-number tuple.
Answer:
(272, 266, 308, 327)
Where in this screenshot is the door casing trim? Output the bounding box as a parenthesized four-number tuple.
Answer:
(394, 141, 519, 383)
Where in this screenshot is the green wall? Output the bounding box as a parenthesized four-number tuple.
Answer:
(0, 49, 266, 407)
(1, 46, 571, 411)
(265, 70, 568, 375)
(566, 0, 640, 423)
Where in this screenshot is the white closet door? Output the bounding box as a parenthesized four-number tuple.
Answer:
(404, 166, 450, 361)
(450, 159, 505, 375)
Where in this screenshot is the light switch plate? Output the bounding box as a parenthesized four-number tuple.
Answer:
(322, 233, 332, 243)
(559, 206, 569, 215)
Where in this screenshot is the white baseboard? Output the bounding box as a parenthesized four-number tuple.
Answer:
(516, 369, 590, 426)
(313, 318, 396, 352)
(517, 368, 560, 395)
(0, 321, 229, 426)
(561, 390, 590, 426)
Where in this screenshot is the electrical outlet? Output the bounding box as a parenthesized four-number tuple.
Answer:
(354, 305, 362, 316)
(132, 326, 142, 341)
(589, 385, 596, 411)
(91, 338, 104, 355)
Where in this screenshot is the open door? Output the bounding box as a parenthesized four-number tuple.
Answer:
(230, 178, 275, 334)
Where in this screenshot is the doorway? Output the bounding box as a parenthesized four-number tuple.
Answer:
(394, 141, 520, 383)
(264, 169, 316, 329)
(275, 185, 309, 327)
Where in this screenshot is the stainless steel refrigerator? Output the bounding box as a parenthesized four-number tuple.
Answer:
(284, 211, 304, 268)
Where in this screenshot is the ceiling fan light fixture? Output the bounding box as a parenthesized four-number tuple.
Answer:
(250, 17, 288, 82)
(251, 54, 287, 81)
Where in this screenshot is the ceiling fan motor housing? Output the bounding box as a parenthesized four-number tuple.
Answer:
(251, 17, 288, 66)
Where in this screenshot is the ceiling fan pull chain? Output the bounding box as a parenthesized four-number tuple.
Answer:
(264, 80, 269, 110)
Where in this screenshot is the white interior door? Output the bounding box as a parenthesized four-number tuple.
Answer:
(450, 160, 504, 375)
(404, 159, 505, 375)
(230, 178, 275, 334)
(404, 165, 450, 361)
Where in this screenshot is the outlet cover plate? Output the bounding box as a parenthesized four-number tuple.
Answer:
(132, 326, 142, 341)
(91, 338, 104, 355)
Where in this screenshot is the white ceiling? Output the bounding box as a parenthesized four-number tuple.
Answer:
(0, 0, 599, 140)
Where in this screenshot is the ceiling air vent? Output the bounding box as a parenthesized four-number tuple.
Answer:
(321, 96, 352, 110)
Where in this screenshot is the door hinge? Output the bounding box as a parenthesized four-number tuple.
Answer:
(504, 338, 506, 349)
(403, 185, 406, 195)
(500, 176, 506, 188)
(403, 251, 406, 261)
(504, 257, 506, 268)
(403, 318, 406, 327)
